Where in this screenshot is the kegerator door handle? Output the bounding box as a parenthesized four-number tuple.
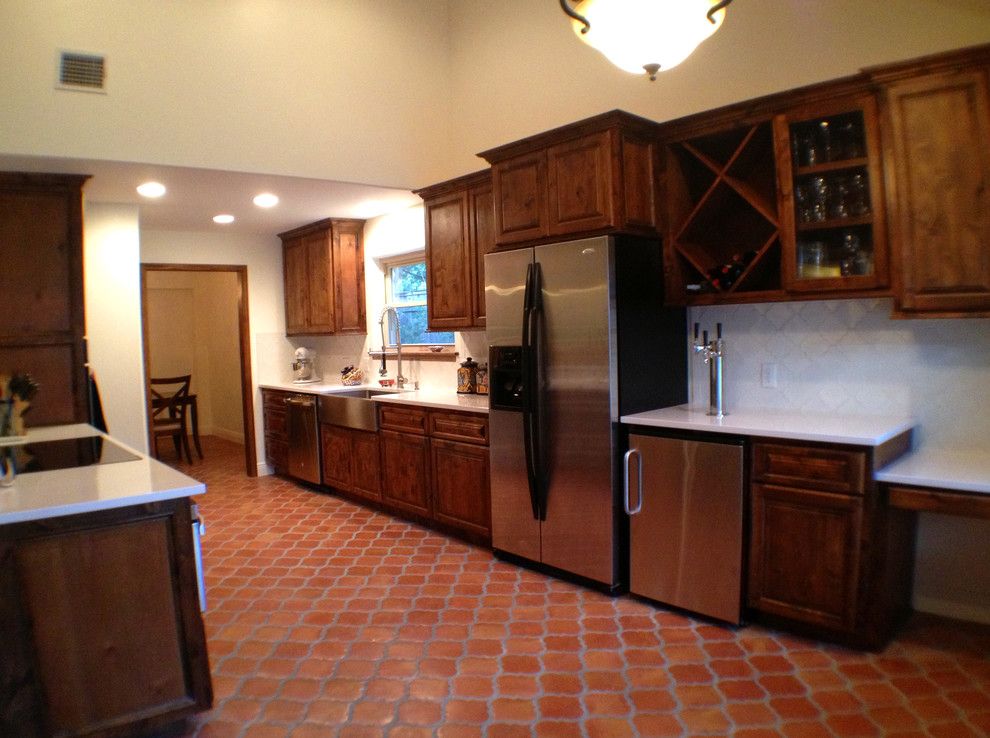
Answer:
(623, 448, 643, 515)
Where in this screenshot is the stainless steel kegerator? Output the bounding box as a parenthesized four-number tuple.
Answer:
(486, 236, 686, 589)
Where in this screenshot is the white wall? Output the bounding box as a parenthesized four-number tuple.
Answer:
(83, 202, 148, 452)
(0, 0, 453, 188)
(141, 229, 286, 473)
(689, 299, 990, 623)
(146, 271, 244, 443)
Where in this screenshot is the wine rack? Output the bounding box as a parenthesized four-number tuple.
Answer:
(665, 120, 785, 303)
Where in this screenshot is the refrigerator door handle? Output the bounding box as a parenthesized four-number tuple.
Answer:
(623, 448, 643, 515)
(521, 262, 540, 520)
(529, 262, 549, 521)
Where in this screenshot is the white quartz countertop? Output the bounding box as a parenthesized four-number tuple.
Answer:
(260, 382, 489, 414)
(0, 424, 205, 525)
(621, 404, 915, 446)
(876, 447, 990, 495)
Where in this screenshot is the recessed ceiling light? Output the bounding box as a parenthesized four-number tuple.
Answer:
(213, 214, 235, 224)
(253, 193, 279, 208)
(136, 181, 166, 198)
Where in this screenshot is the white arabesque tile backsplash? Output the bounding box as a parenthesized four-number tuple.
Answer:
(688, 298, 990, 449)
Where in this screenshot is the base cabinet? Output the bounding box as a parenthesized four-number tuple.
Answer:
(320, 424, 382, 503)
(378, 405, 491, 544)
(749, 483, 863, 632)
(746, 440, 915, 649)
(262, 389, 288, 473)
(0, 499, 211, 738)
(431, 438, 491, 538)
(380, 429, 432, 517)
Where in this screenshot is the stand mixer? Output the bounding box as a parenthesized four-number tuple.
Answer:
(292, 347, 320, 384)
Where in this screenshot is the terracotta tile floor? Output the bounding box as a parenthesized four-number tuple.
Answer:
(166, 437, 990, 738)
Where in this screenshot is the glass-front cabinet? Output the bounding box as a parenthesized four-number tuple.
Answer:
(775, 96, 888, 293)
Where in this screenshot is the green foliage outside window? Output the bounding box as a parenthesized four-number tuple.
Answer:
(385, 259, 454, 346)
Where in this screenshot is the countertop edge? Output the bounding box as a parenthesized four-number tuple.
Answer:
(260, 382, 489, 414)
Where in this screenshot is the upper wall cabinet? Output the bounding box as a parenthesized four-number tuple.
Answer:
(775, 95, 889, 295)
(478, 110, 662, 247)
(872, 48, 990, 317)
(0, 172, 90, 426)
(279, 218, 366, 336)
(661, 91, 889, 305)
(415, 170, 494, 331)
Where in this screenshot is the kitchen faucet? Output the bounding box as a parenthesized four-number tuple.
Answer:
(693, 322, 726, 418)
(378, 305, 407, 389)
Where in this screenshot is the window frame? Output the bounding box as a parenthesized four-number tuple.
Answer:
(381, 253, 454, 349)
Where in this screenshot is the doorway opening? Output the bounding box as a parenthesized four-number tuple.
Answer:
(141, 263, 258, 477)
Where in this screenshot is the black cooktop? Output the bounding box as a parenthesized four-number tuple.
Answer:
(6, 436, 140, 474)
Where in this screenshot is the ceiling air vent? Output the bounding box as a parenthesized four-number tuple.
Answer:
(56, 51, 106, 93)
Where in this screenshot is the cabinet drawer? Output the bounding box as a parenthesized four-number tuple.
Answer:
(753, 442, 866, 495)
(429, 411, 489, 446)
(262, 390, 289, 409)
(379, 405, 428, 434)
(264, 409, 286, 436)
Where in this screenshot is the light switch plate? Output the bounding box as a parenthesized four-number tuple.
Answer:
(761, 362, 778, 388)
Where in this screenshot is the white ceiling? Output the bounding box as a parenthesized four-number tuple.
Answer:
(0, 154, 421, 236)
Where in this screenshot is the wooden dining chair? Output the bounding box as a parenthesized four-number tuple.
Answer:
(149, 375, 193, 463)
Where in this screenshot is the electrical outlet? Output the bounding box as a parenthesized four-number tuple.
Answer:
(761, 362, 778, 388)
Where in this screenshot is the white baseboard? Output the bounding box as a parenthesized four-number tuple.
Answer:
(913, 595, 990, 625)
(210, 427, 245, 444)
(257, 461, 274, 476)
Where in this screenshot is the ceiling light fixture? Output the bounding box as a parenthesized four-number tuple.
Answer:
(253, 193, 279, 208)
(213, 214, 235, 224)
(560, 0, 733, 81)
(136, 181, 166, 198)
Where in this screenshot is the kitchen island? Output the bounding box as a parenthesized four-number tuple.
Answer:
(0, 424, 211, 738)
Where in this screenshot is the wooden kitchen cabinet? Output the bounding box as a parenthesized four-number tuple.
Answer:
(479, 110, 662, 247)
(380, 429, 432, 518)
(747, 439, 915, 649)
(415, 170, 494, 330)
(262, 389, 288, 473)
(320, 423, 381, 503)
(431, 438, 491, 541)
(279, 218, 366, 336)
(874, 50, 990, 317)
(775, 95, 889, 294)
(376, 404, 491, 544)
(0, 499, 211, 737)
(0, 172, 91, 427)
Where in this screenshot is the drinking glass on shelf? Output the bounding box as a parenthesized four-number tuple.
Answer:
(829, 175, 849, 219)
(794, 182, 813, 223)
(810, 176, 828, 222)
(847, 173, 870, 216)
(838, 118, 864, 159)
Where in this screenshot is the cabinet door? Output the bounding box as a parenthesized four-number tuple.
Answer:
(0, 174, 89, 426)
(469, 183, 495, 327)
(493, 151, 549, 245)
(332, 221, 367, 334)
(262, 391, 288, 472)
(778, 96, 888, 294)
(749, 483, 863, 632)
(9, 503, 212, 735)
(884, 69, 990, 314)
(350, 429, 382, 501)
(547, 131, 614, 236)
(424, 192, 473, 330)
(282, 236, 310, 335)
(305, 230, 335, 333)
(320, 424, 352, 490)
(380, 430, 431, 517)
(431, 439, 490, 539)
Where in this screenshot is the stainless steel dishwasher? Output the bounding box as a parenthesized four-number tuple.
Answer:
(285, 393, 321, 484)
(624, 432, 745, 624)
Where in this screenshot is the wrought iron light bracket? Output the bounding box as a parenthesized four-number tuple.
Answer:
(559, 0, 590, 34)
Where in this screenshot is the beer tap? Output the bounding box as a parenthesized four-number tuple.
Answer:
(693, 322, 727, 418)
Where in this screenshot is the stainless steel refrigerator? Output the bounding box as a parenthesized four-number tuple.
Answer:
(486, 236, 686, 589)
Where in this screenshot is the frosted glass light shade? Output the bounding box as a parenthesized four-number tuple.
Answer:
(570, 0, 726, 76)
